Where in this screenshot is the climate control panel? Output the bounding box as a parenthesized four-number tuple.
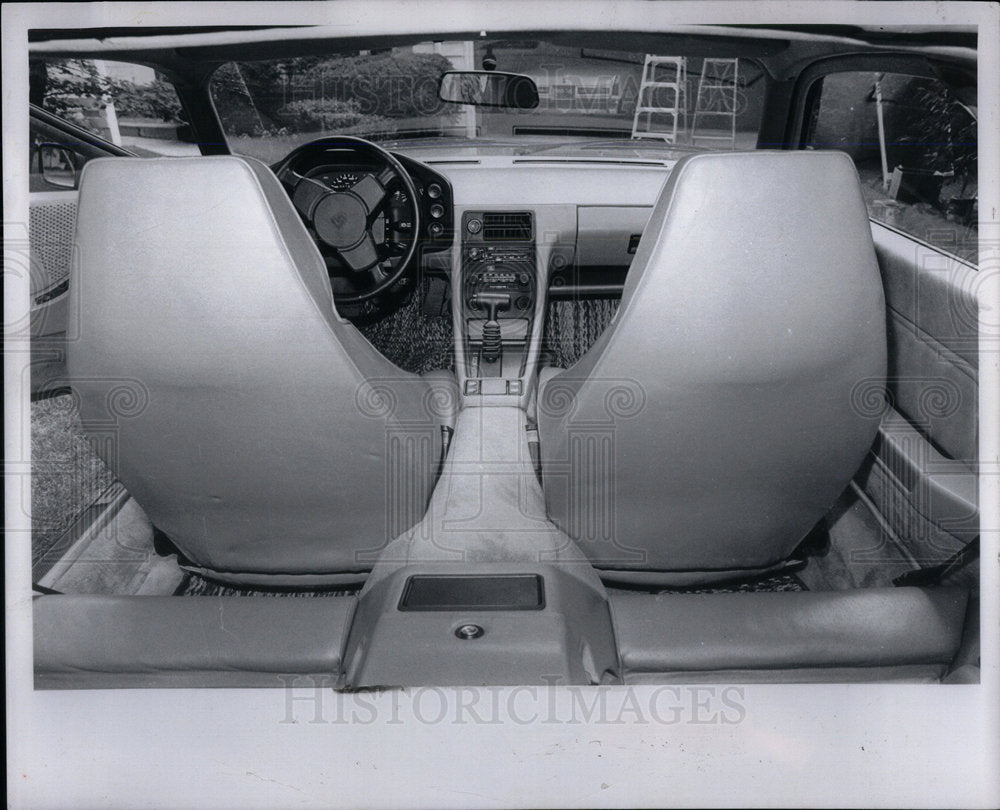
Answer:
(462, 211, 536, 318)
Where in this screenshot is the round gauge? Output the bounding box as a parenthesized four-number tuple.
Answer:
(328, 171, 360, 191)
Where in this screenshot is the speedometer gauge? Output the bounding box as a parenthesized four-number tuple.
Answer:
(328, 171, 360, 191)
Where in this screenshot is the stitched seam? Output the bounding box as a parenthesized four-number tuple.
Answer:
(886, 305, 978, 383)
(886, 306, 977, 383)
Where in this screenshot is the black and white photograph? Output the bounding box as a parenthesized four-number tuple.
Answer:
(5, 1, 998, 807)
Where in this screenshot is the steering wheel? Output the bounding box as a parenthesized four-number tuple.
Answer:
(273, 137, 421, 304)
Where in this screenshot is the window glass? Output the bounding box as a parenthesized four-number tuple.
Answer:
(805, 71, 977, 264)
(209, 41, 765, 163)
(29, 58, 199, 157)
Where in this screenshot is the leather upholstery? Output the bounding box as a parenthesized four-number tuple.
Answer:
(873, 223, 978, 463)
(611, 586, 967, 681)
(856, 223, 979, 569)
(34, 594, 356, 688)
(68, 156, 457, 583)
(537, 152, 886, 581)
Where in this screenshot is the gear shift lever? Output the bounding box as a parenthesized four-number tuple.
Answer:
(473, 292, 510, 364)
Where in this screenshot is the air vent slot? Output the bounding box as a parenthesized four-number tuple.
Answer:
(483, 212, 532, 241)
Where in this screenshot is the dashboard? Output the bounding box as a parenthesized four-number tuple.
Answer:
(287, 143, 675, 298)
(398, 153, 673, 296)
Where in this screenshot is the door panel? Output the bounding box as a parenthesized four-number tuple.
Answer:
(29, 191, 78, 396)
(30, 192, 77, 296)
(29, 102, 132, 396)
(858, 221, 978, 564)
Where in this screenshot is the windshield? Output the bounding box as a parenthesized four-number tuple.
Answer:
(210, 39, 764, 162)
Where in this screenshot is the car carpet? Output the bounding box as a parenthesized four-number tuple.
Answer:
(177, 574, 362, 597)
(354, 287, 622, 374)
(795, 485, 922, 590)
(540, 297, 620, 368)
(354, 278, 455, 374)
(179, 571, 804, 597)
(30, 393, 117, 568)
(655, 572, 806, 593)
(606, 572, 807, 597)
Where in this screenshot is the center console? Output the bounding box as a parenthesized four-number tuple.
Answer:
(337, 214, 619, 686)
(459, 211, 538, 396)
(342, 562, 620, 686)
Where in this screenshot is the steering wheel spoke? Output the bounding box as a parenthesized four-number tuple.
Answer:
(291, 176, 331, 219)
(338, 233, 380, 273)
(350, 174, 388, 215)
(275, 163, 304, 188)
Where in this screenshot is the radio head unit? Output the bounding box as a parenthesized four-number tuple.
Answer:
(462, 213, 536, 317)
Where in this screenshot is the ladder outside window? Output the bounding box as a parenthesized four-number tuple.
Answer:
(631, 55, 688, 143)
(691, 58, 739, 149)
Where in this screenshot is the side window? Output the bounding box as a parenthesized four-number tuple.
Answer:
(804, 71, 977, 264)
(29, 58, 199, 158)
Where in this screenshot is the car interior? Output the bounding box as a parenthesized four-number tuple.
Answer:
(23, 20, 982, 688)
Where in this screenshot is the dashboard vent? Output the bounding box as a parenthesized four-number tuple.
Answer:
(482, 212, 532, 241)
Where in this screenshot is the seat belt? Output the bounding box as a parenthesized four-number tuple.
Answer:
(893, 536, 979, 587)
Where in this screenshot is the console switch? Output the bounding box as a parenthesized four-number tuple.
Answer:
(464, 379, 523, 396)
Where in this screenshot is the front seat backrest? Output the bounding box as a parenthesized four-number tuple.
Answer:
(537, 151, 887, 585)
(68, 156, 454, 585)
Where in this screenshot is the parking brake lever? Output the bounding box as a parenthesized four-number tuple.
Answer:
(473, 292, 511, 364)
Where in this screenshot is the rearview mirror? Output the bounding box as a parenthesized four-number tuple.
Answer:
(438, 70, 539, 109)
(39, 144, 78, 190)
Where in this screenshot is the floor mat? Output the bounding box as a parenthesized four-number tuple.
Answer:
(796, 484, 919, 590)
(604, 574, 806, 601)
(540, 297, 620, 368)
(355, 278, 454, 374)
(358, 286, 619, 373)
(37, 491, 185, 595)
(652, 572, 807, 594)
(183, 571, 805, 599)
(30, 393, 117, 568)
(178, 574, 361, 597)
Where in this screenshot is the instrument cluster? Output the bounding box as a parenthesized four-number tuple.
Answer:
(305, 158, 453, 252)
